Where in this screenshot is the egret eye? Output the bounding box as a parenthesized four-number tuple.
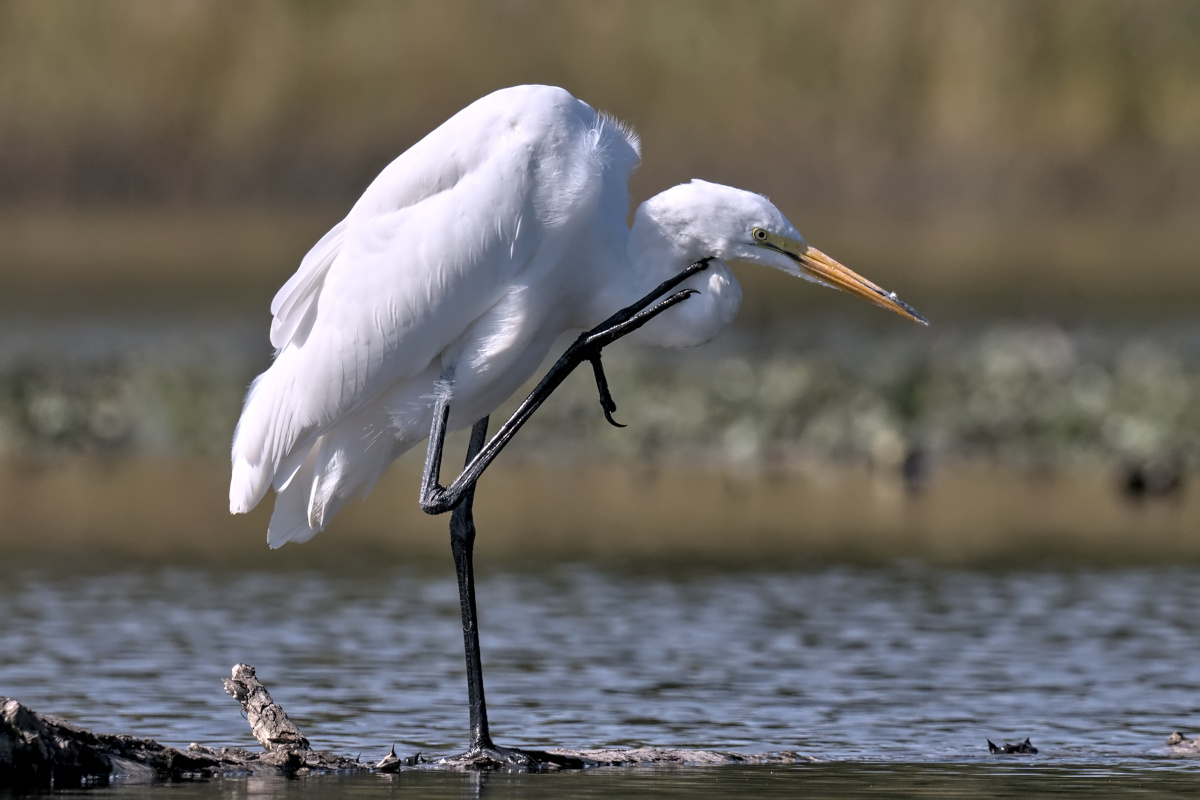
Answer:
(753, 228, 769, 242)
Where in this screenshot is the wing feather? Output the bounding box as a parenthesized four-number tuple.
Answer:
(232, 85, 642, 526)
(269, 221, 348, 350)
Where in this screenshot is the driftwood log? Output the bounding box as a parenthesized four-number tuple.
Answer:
(221, 664, 311, 753)
(2, 662, 811, 787)
(1, 695, 244, 788)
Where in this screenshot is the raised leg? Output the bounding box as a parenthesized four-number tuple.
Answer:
(421, 257, 712, 515)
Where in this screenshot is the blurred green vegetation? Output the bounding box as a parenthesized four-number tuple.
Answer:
(0, 318, 260, 458)
(537, 323, 1200, 473)
(1, 0, 1199, 316)
(2, 320, 1196, 480)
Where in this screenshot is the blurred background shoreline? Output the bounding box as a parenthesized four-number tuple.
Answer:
(1, 317, 1196, 566)
(1, 0, 1198, 565)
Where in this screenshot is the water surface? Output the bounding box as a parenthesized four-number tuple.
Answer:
(3, 563, 1199, 767)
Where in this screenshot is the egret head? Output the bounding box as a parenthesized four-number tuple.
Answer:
(635, 179, 927, 325)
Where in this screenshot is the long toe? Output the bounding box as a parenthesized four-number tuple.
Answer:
(440, 744, 596, 771)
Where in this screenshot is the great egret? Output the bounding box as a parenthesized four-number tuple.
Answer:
(230, 84, 925, 767)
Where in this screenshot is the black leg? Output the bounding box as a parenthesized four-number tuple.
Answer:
(442, 415, 599, 771)
(420, 257, 713, 515)
(450, 416, 494, 751)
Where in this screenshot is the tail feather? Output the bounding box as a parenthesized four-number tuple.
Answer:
(307, 400, 404, 531)
(259, 397, 418, 547)
(231, 340, 438, 541)
(229, 456, 271, 516)
(266, 442, 322, 548)
(229, 349, 313, 515)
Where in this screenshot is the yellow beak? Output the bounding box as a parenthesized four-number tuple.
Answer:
(758, 232, 928, 325)
(797, 245, 928, 325)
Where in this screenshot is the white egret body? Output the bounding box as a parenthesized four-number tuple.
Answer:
(230, 85, 923, 547)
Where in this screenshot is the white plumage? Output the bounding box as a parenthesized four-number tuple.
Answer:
(230, 85, 924, 547)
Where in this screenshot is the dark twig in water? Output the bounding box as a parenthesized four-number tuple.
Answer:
(987, 737, 1038, 754)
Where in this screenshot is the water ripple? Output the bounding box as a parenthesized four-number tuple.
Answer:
(2, 564, 1199, 764)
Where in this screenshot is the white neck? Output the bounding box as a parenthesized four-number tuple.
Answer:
(613, 197, 743, 349)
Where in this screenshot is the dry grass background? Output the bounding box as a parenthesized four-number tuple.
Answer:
(1, 0, 1198, 315)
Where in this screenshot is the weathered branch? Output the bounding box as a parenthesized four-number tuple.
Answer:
(1, 665, 369, 788)
(1, 696, 232, 788)
(222, 663, 310, 753)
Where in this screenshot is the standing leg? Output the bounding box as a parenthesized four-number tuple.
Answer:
(442, 417, 596, 770)
(450, 416, 494, 752)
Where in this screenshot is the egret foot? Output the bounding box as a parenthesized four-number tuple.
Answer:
(441, 744, 596, 771)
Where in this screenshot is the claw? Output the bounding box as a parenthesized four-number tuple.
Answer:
(579, 283, 704, 428)
(601, 405, 626, 428)
(589, 355, 626, 428)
